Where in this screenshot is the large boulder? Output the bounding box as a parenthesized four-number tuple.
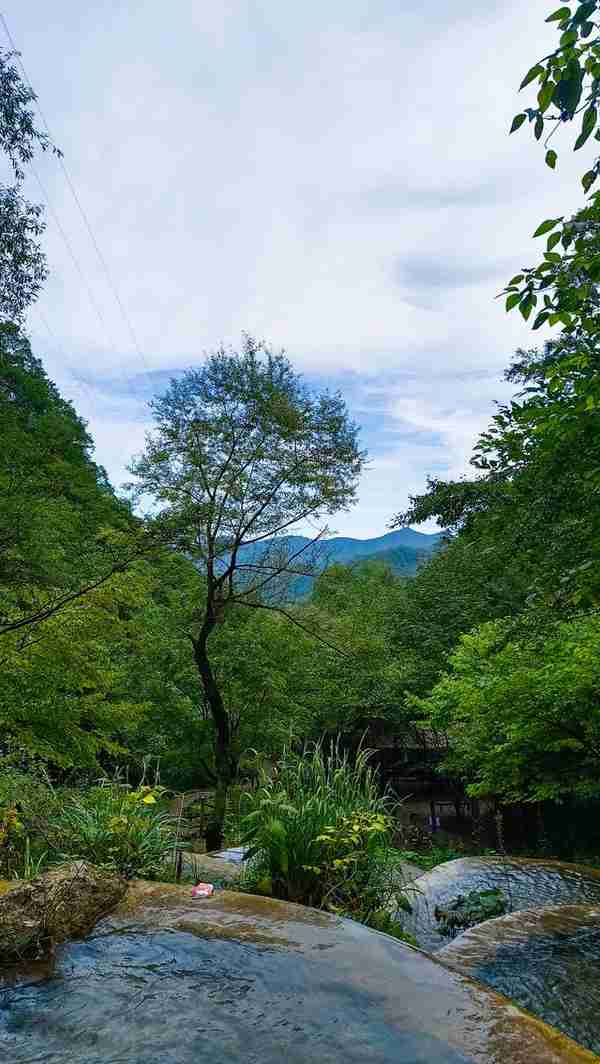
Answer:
(0, 861, 125, 961)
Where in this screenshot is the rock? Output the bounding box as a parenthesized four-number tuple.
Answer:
(0, 862, 126, 961)
(181, 851, 243, 885)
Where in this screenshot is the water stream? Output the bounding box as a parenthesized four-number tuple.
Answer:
(399, 857, 600, 953)
(2, 863, 600, 1062)
(439, 905, 600, 1056)
(1, 928, 483, 1064)
(398, 857, 600, 1055)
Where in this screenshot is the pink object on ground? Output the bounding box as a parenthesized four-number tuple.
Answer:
(191, 882, 214, 898)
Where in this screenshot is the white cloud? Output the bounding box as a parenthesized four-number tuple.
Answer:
(9, 0, 582, 535)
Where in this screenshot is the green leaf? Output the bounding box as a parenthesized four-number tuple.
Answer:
(572, 1, 596, 26)
(545, 6, 571, 20)
(585, 253, 600, 281)
(519, 63, 545, 90)
(544, 251, 562, 263)
(547, 231, 562, 251)
(559, 29, 578, 46)
(554, 59, 584, 113)
(506, 292, 522, 311)
(545, 149, 558, 168)
(533, 218, 562, 237)
(532, 310, 550, 330)
(538, 82, 556, 112)
(520, 296, 535, 321)
(535, 115, 545, 140)
(508, 274, 524, 285)
(574, 105, 598, 150)
(582, 170, 598, 192)
(510, 113, 527, 133)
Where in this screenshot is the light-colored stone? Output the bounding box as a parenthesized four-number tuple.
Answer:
(181, 851, 242, 885)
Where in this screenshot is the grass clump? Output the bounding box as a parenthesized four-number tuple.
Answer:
(238, 740, 413, 941)
(52, 783, 176, 879)
(435, 887, 507, 937)
(395, 844, 464, 873)
(0, 770, 177, 882)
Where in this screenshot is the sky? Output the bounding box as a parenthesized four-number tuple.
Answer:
(5, 1, 586, 537)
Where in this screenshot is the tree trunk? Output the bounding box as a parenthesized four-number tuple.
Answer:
(194, 621, 234, 852)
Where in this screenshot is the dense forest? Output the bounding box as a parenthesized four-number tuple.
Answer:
(3, 1, 600, 862)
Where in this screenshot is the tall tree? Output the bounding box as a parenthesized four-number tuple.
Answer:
(130, 336, 364, 848)
(0, 45, 57, 322)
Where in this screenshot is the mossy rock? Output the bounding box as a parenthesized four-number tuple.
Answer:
(0, 862, 125, 962)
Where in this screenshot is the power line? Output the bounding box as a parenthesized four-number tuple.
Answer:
(0, 13, 150, 371)
(30, 163, 114, 339)
(32, 306, 107, 420)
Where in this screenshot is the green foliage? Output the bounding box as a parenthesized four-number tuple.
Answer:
(396, 845, 464, 872)
(0, 45, 58, 323)
(239, 741, 410, 936)
(130, 337, 364, 565)
(435, 889, 507, 938)
(0, 768, 59, 879)
(0, 325, 150, 640)
(511, 2, 600, 163)
(240, 740, 389, 902)
(51, 784, 176, 879)
(503, 1, 600, 353)
(415, 612, 600, 803)
(129, 336, 365, 846)
(278, 560, 409, 737)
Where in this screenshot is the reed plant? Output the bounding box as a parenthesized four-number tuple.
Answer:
(239, 740, 410, 937)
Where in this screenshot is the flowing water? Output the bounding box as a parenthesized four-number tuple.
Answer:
(0, 929, 475, 1064)
(397, 857, 600, 1055)
(439, 905, 600, 1056)
(399, 857, 600, 953)
(0, 883, 592, 1064)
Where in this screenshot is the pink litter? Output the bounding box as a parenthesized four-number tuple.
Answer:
(191, 882, 214, 898)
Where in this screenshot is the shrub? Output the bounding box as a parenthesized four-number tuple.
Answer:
(51, 784, 176, 879)
(0, 767, 58, 879)
(239, 740, 411, 938)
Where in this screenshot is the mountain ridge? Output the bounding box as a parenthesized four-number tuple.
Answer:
(237, 527, 444, 597)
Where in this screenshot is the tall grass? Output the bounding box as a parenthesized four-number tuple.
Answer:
(52, 784, 177, 880)
(240, 740, 395, 905)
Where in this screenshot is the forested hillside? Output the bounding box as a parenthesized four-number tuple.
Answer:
(235, 528, 442, 598)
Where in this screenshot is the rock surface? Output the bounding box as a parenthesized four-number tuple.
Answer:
(0, 861, 126, 960)
(181, 851, 243, 885)
(97, 881, 598, 1063)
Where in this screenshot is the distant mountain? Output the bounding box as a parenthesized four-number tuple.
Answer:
(236, 528, 444, 599)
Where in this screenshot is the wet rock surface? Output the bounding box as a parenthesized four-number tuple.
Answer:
(1, 880, 596, 1063)
(0, 862, 125, 961)
(398, 857, 600, 953)
(438, 904, 600, 1057)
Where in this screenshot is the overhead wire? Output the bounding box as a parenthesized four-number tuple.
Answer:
(0, 12, 153, 477)
(0, 12, 150, 372)
(29, 162, 115, 342)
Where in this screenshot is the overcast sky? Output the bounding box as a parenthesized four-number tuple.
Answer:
(6, 1, 585, 536)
